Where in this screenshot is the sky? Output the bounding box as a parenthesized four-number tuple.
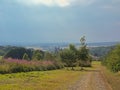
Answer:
(0, 0, 120, 44)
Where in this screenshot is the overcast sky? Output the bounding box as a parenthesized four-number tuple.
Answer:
(0, 0, 120, 44)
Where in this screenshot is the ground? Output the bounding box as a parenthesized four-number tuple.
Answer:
(68, 62, 112, 90)
(0, 61, 115, 90)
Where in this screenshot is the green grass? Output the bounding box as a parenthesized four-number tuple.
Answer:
(0, 69, 87, 90)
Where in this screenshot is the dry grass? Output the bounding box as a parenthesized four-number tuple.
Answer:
(0, 69, 87, 90)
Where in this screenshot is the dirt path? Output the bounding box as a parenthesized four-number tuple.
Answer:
(67, 69, 112, 90)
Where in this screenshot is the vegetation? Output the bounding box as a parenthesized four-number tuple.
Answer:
(0, 46, 18, 56)
(100, 62, 120, 90)
(0, 58, 63, 74)
(60, 45, 76, 70)
(60, 36, 91, 70)
(32, 50, 44, 60)
(102, 44, 120, 72)
(22, 53, 30, 60)
(0, 69, 87, 90)
(89, 46, 114, 58)
(4, 47, 33, 60)
(0, 56, 2, 59)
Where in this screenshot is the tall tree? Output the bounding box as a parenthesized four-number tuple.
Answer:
(78, 36, 90, 70)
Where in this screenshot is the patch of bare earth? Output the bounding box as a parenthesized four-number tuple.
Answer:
(67, 69, 112, 90)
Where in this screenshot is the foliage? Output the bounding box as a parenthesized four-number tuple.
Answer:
(60, 47, 76, 69)
(0, 46, 17, 56)
(60, 36, 91, 70)
(78, 36, 91, 68)
(22, 53, 30, 60)
(4, 47, 33, 60)
(102, 62, 120, 90)
(32, 50, 44, 60)
(0, 58, 63, 74)
(44, 52, 55, 60)
(89, 46, 114, 58)
(102, 44, 120, 72)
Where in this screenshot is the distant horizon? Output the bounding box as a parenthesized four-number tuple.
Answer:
(0, 41, 119, 46)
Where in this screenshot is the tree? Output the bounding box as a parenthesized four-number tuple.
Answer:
(60, 36, 91, 70)
(60, 45, 77, 70)
(4, 47, 27, 59)
(78, 36, 91, 70)
(22, 53, 30, 60)
(32, 50, 44, 60)
(44, 52, 54, 60)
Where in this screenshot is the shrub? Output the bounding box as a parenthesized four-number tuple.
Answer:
(102, 44, 120, 72)
(0, 58, 63, 74)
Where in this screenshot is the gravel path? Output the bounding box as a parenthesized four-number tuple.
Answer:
(68, 69, 112, 90)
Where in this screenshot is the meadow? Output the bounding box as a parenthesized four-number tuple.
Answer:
(0, 69, 87, 90)
(0, 60, 120, 90)
(0, 61, 98, 90)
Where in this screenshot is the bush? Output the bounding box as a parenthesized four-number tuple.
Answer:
(102, 44, 120, 72)
(0, 58, 63, 74)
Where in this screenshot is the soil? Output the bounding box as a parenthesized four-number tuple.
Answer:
(67, 68, 112, 90)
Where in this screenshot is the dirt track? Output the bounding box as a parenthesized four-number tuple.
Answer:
(68, 69, 112, 90)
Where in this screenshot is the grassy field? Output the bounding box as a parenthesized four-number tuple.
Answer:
(0, 61, 99, 90)
(0, 68, 87, 90)
(1, 61, 119, 90)
(101, 65, 120, 90)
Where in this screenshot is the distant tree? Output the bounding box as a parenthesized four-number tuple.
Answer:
(22, 53, 30, 60)
(44, 52, 54, 60)
(4, 47, 33, 60)
(32, 50, 44, 60)
(4, 47, 27, 59)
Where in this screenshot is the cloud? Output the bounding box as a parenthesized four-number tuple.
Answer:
(16, 0, 95, 7)
(74, 0, 96, 6)
(16, 0, 70, 7)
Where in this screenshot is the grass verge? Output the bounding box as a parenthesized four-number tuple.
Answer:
(101, 63, 120, 90)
